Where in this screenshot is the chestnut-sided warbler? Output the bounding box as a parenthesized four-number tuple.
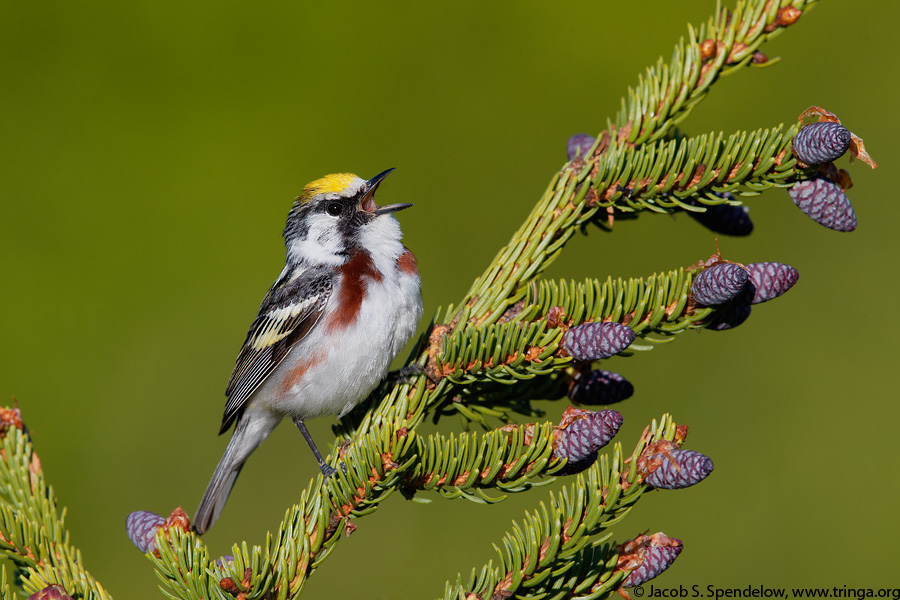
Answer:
(194, 169, 423, 534)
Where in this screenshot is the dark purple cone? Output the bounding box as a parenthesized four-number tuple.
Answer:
(686, 193, 754, 236)
(569, 370, 634, 405)
(216, 555, 236, 569)
(564, 323, 636, 362)
(645, 449, 715, 489)
(553, 409, 623, 475)
(567, 133, 596, 161)
(126, 510, 165, 554)
(28, 586, 73, 600)
(789, 177, 857, 232)
(622, 538, 684, 587)
(793, 122, 852, 165)
(691, 263, 750, 306)
(705, 303, 751, 331)
(744, 262, 799, 304)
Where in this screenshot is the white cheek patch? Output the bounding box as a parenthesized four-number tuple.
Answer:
(288, 214, 345, 266)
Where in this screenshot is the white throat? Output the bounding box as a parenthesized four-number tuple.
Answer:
(359, 214, 406, 274)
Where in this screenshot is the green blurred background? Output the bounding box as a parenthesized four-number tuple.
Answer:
(2, 0, 898, 597)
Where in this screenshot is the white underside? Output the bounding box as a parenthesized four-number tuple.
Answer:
(246, 216, 422, 434)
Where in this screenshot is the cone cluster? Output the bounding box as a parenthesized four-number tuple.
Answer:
(704, 261, 799, 331)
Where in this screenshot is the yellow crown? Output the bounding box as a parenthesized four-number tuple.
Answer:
(297, 173, 359, 203)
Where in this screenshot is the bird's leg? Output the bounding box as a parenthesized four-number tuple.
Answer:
(292, 416, 337, 477)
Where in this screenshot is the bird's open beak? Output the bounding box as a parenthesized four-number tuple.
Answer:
(360, 168, 413, 216)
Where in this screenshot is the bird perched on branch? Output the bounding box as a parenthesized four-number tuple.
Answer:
(194, 169, 423, 534)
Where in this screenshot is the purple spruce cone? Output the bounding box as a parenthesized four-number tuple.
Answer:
(691, 263, 750, 306)
(564, 322, 636, 362)
(793, 122, 852, 165)
(686, 193, 754, 237)
(745, 262, 799, 304)
(567, 133, 596, 161)
(216, 555, 236, 569)
(28, 586, 73, 600)
(789, 177, 857, 232)
(621, 534, 684, 587)
(706, 303, 751, 331)
(569, 369, 634, 405)
(126, 510, 165, 554)
(645, 449, 715, 489)
(553, 408, 623, 475)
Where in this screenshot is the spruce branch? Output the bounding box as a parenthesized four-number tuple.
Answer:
(0, 412, 112, 600)
(401, 423, 562, 503)
(0, 567, 12, 600)
(443, 415, 682, 600)
(610, 0, 814, 146)
(0, 0, 879, 598)
(436, 120, 811, 357)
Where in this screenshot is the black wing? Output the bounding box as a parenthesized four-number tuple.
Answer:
(219, 269, 333, 432)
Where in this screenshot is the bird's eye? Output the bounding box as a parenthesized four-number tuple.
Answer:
(325, 202, 343, 216)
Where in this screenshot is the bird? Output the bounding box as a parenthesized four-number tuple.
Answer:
(193, 168, 423, 535)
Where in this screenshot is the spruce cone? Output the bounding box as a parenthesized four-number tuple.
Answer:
(567, 133, 596, 161)
(28, 586, 73, 600)
(620, 533, 684, 587)
(691, 263, 750, 306)
(644, 449, 715, 489)
(216, 555, 236, 569)
(563, 322, 636, 362)
(789, 177, 857, 232)
(745, 262, 799, 304)
(705, 303, 751, 331)
(553, 408, 623, 475)
(686, 193, 754, 236)
(126, 510, 165, 554)
(569, 369, 634, 405)
(793, 122, 852, 165)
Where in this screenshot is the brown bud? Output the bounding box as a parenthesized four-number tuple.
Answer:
(220, 578, 240, 595)
(751, 51, 768, 64)
(164, 507, 191, 533)
(0, 407, 23, 437)
(28, 585, 73, 600)
(699, 39, 717, 61)
(775, 6, 801, 27)
(546, 306, 566, 329)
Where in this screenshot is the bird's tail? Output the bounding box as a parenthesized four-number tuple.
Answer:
(194, 412, 276, 535)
